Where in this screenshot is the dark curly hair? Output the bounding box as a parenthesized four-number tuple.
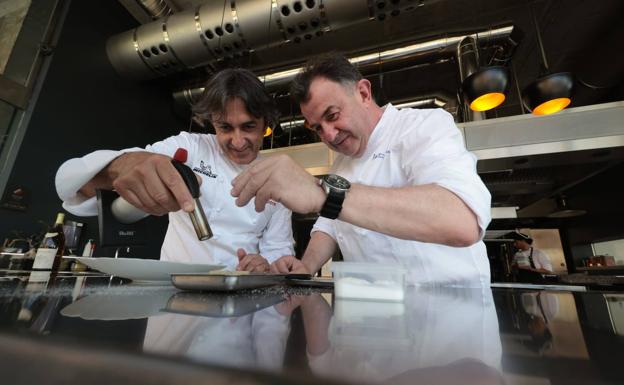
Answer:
(290, 53, 363, 104)
(193, 68, 279, 129)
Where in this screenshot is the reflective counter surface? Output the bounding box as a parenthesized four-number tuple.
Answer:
(1, 270, 623, 385)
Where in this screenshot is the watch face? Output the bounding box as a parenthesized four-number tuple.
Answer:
(325, 174, 351, 190)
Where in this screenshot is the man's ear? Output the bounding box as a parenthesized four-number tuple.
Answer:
(356, 78, 373, 104)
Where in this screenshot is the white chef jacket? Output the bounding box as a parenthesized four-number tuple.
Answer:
(514, 247, 553, 272)
(55, 132, 294, 269)
(313, 104, 491, 286)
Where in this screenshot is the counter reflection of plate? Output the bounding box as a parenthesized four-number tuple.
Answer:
(60, 288, 176, 320)
(164, 291, 286, 318)
(65, 257, 225, 283)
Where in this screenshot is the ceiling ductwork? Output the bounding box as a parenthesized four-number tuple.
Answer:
(137, 0, 178, 19)
(107, 0, 510, 80)
(172, 24, 516, 107)
(108, 0, 386, 79)
(277, 96, 449, 131)
(118, 0, 179, 23)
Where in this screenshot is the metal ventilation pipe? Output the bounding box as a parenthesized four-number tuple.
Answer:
(457, 36, 485, 121)
(172, 24, 515, 106)
(395, 98, 447, 109)
(107, 0, 436, 79)
(138, 0, 178, 20)
(278, 96, 449, 132)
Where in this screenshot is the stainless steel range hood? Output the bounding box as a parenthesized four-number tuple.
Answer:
(460, 101, 624, 160)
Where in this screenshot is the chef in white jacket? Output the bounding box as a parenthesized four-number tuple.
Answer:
(55, 68, 294, 271)
(234, 54, 491, 285)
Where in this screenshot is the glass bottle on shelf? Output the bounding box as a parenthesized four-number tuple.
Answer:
(32, 213, 65, 271)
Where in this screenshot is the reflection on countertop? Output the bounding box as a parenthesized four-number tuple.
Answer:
(0, 271, 623, 385)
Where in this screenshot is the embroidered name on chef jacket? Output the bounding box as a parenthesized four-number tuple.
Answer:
(372, 150, 391, 160)
(193, 161, 218, 178)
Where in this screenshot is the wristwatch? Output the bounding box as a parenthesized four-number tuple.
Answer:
(319, 174, 351, 219)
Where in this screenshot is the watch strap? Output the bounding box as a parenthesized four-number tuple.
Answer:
(319, 189, 345, 219)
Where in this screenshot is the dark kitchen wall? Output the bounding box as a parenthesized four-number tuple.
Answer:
(0, 0, 181, 257)
(561, 161, 624, 267)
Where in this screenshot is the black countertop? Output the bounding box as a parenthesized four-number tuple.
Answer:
(1, 270, 623, 385)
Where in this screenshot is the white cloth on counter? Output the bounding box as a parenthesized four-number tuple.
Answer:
(313, 104, 492, 286)
(143, 306, 290, 370)
(307, 287, 502, 383)
(55, 132, 294, 269)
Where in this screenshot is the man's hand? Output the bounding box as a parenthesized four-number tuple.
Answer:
(236, 248, 270, 273)
(230, 154, 326, 213)
(270, 255, 311, 274)
(80, 152, 201, 216)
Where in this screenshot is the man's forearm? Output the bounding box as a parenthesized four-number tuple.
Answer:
(338, 183, 481, 247)
(78, 152, 146, 198)
(301, 231, 337, 274)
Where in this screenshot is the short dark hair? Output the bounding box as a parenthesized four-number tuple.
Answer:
(509, 231, 533, 244)
(193, 68, 279, 129)
(290, 53, 363, 104)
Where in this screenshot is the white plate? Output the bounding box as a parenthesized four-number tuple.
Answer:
(66, 257, 225, 282)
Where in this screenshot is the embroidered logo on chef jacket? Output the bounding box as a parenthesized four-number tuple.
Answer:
(372, 150, 390, 160)
(193, 161, 218, 178)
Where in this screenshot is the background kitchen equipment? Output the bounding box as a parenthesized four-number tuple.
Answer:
(62, 220, 84, 255)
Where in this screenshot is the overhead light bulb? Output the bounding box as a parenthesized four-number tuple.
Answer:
(470, 92, 506, 112)
(533, 98, 571, 115)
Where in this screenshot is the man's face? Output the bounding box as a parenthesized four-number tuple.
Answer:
(514, 240, 529, 250)
(211, 97, 265, 165)
(300, 77, 373, 158)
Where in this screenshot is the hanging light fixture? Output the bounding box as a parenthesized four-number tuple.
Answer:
(463, 66, 510, 111)
(458, 35, 510, 113)
(523, 72, 574, 115)
(522, 4, 574, 115)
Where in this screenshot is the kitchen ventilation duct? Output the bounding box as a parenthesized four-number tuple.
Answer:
(138, 0, 177, 20)
(107, 0, 490, 80)
(172, 24, 516, 106)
